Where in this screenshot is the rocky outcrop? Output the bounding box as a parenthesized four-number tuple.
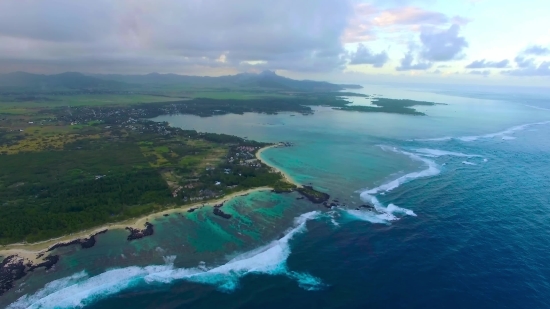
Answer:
(126, 222, 154, 241)
(296, 185, 330, 204)
(213, 202, 232, 219)
(47, 229, 108, 252)
(0, 254, 60, 296)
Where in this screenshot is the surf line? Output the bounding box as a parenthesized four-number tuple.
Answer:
(347, 145, 439, 224)
(414, 120, 550, 142)
(7, 212, 323, 309)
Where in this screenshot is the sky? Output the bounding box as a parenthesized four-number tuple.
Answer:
(0, 0, 549, 87)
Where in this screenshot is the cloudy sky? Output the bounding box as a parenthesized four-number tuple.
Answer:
(0, 0, 549, 86)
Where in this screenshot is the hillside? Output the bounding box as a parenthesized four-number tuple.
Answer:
(0, 70, 361, 93)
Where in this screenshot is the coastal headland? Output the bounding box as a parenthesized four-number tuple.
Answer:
(0, 140, 322, 295)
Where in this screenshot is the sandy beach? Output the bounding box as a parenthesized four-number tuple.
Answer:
(0, 145, 297, 260)
(255, 144, 300, 186)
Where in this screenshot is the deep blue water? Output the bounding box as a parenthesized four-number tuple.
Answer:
(5, 85, 550, 309)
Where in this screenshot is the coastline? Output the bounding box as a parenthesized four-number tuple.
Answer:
(0, 145, 298, 262)
(255, 144, 300, 186)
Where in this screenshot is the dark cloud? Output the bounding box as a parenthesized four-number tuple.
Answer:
(396, 50, 432, 71)
(469, 70, 490, 76)
(0, 0, 354, 74)
(465, 59, 509, 69)
(522, 45, 550, 56)
(348, 44, 389, 67)
(419, 24, 468, 61)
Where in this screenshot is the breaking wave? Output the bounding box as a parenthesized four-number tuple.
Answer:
(8, 212, 323, 309)
(415, 121, 550, 142)
(462, 161, 477, 166)
(349, 146, 433, 223)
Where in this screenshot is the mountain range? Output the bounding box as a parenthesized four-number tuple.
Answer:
(0, 71, 361, 92)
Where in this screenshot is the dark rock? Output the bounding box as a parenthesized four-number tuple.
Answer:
(296, 185, 330, 204)
(0, 256, 27, 296)
(213, 207, 232, 219)
(126, 222, 154, 241)
(47, 239, 80, 252)
(1, 253, 61, 296)
(213, 202, 232, 219)
(47, 229, 108, 251)
(163, 214, 169, 217)
(28, 255, 59, 272)
(187, 208, 197, 213)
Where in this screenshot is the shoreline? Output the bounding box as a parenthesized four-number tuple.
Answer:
(0, 145, 298, 261)
(255, 144, 300, 186)
(0, 187, 271, 262)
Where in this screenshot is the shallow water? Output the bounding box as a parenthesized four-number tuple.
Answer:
(4, 85, 550, 309)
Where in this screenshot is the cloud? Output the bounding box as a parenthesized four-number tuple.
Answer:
(503, 61, 550, 76)
(342, 4, 465, 43)
(469, 70, 490, 76)
(0, 0, 354, 74)
(373, 7, 448, 27)
(396, 50, 432, 71)
(419, 24, 468, 61)
(465, 59, 509, 69)
(348, 44, 389, 67)
(522, 45, 550, 56)
(514, 56, 535, 68)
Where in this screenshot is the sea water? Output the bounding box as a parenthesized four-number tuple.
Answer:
(4, 85, 550, 309)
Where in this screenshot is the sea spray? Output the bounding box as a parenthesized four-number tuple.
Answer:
(8, 212, 323, 309)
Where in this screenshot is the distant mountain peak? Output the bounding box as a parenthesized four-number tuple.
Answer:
(259, 70, 277, 76)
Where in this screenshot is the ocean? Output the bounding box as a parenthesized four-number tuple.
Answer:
(3, 84, 550, 309)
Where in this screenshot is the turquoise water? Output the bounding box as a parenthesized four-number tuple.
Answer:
(4, 86, 550, 308)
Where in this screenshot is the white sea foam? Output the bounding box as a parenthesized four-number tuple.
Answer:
(8, 212, 322, 309)
(386, 203, 417, 217)
(524, 104, 550, 112)
(349, 146, 436, 224)
(413, 148, 482, 158)
(326, 211, 340, 227)
(462, 161, 477, 166)
(415, 121, 550, 142)
(501, 136, 516, 140)
(344, 209, 396, 224)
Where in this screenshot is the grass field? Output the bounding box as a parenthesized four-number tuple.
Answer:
(0, 94, 185, 110)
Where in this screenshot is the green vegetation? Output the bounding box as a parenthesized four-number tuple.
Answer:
(336, 98, 443, 116)
(0, 71, 445, 244)
(0, 111, 285, 244)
